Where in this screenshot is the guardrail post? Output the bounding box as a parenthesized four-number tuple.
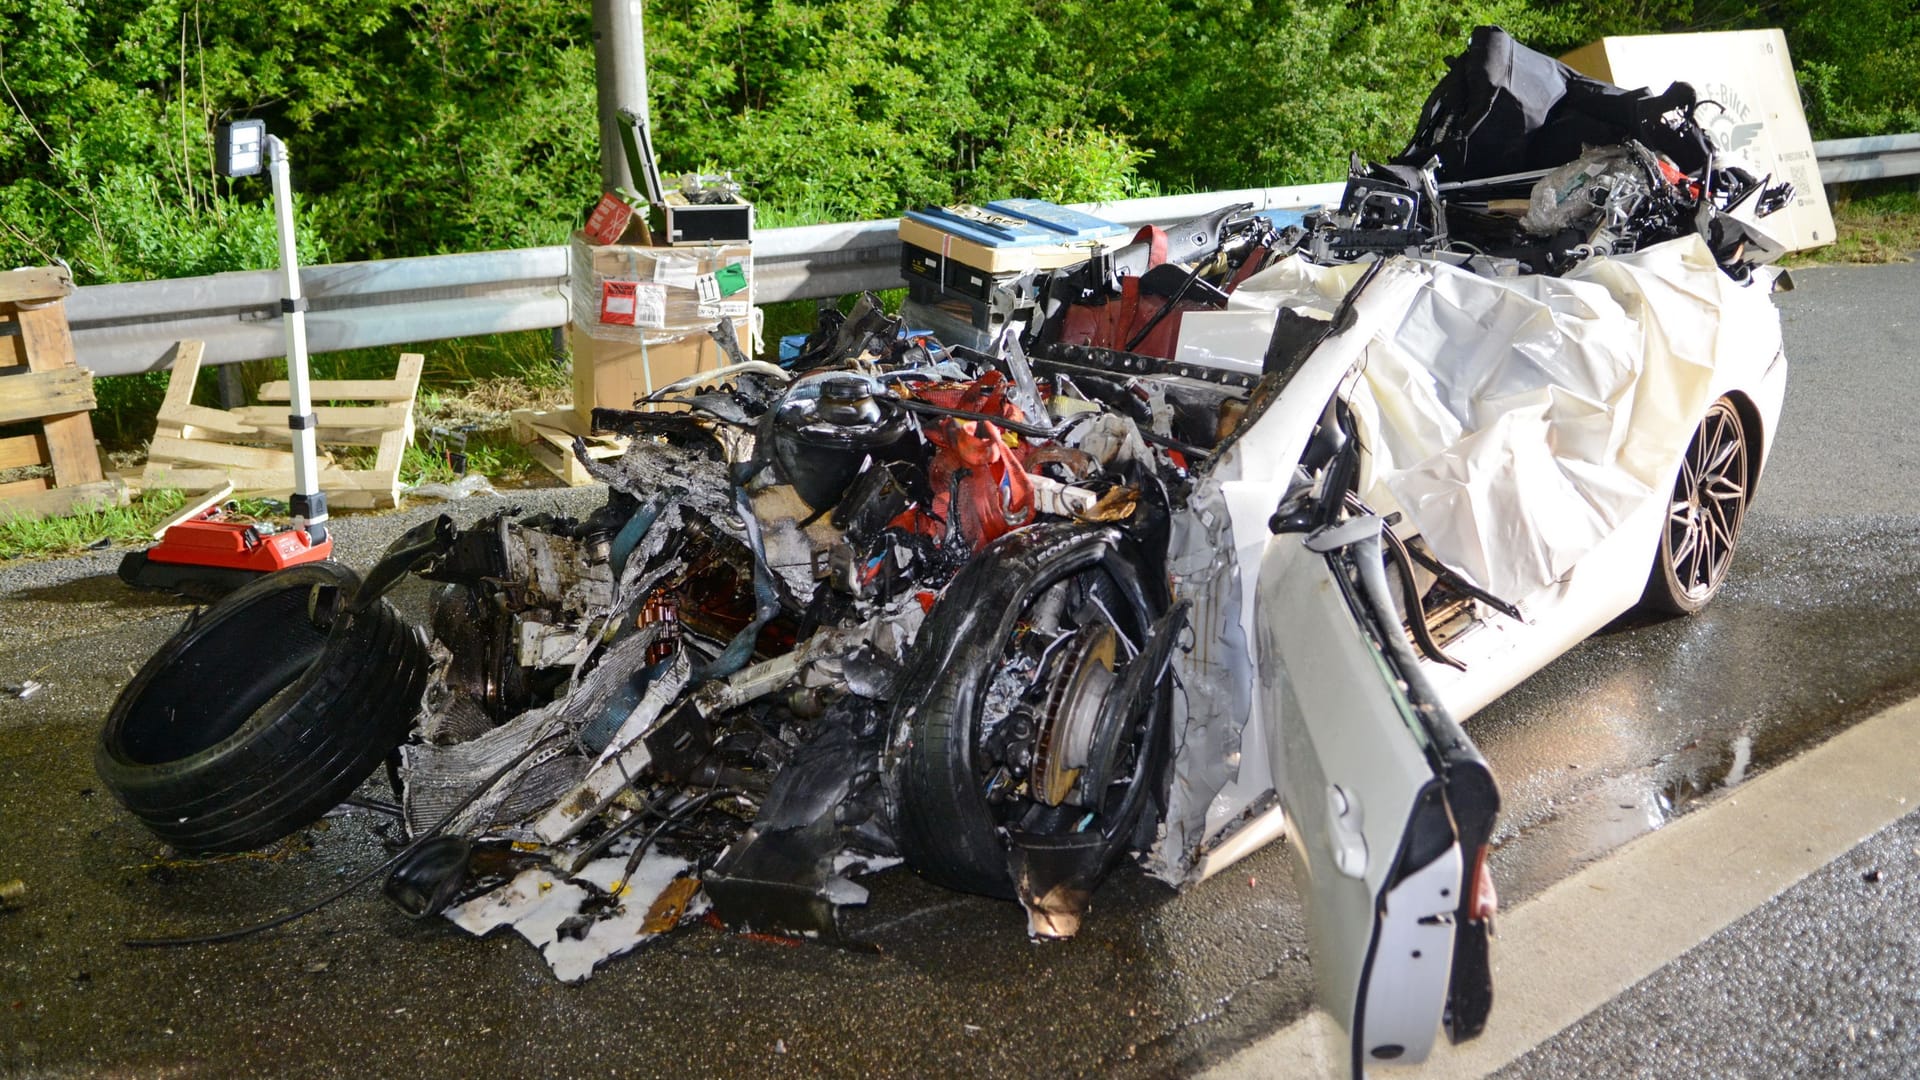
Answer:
(217, 364, 245, 410)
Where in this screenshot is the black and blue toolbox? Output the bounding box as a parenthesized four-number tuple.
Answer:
(898, 199, 1127, 349)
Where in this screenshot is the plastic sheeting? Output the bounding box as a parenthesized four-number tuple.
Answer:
(1229, 236, 1781, 603)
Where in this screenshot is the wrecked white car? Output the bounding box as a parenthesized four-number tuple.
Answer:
(96, 26, 1790, 1072)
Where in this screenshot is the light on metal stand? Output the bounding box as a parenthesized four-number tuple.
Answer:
(264, 133, 326, 545)
(117, 119, 335, 596)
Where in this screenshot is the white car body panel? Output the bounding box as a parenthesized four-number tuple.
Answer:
(1256, 528, 1471, 1069)
(1165, 235, 1788, 1071)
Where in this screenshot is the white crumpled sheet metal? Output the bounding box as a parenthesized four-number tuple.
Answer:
(444, 850, 706, 983)
(1230, 236, 1781, 603)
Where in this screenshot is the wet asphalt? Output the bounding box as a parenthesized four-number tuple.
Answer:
(1, 258, 1916, 1078)
(1496, 807, 1920, 1078)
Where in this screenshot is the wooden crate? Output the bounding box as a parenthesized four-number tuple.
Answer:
(0, 267, 123, 522)
(141, 341, 422, 509)
(510, 408, 628, 487)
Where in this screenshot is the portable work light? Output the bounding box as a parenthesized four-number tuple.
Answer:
(216, 119, 267, 178)
(120, 119, 332, 594)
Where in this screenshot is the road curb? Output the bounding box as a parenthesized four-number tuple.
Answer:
(1205, 693, 1920, 1078)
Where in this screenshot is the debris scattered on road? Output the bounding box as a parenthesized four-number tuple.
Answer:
(2, 680, 42, 700)
(1862, 867, 1883, 884)
(92, 25, 1796, 991)
(402, 474, 499, 502)
(0, 879, 25, 910)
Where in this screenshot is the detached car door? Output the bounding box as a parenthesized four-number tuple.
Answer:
(1255, 512, 1499, 1074)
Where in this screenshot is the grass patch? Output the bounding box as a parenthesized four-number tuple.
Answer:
(1785, 183, 1920, 267)
(401, 435, 543, 489)
(407, 359, 568, 490)
(223, 329, 570, 407)
(0, 489, 188, 560)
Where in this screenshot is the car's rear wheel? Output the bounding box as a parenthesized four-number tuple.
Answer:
(1642, 397, 1749, 615)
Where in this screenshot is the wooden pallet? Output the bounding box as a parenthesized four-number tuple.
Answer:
(0, 267, 123, 522)
(510, 408, 628, 487)
(141, 341, 422, 509)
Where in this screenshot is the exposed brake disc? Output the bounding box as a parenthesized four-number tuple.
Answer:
(1031, 625, 1119, 807)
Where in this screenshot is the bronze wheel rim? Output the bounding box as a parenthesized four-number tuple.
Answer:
(1666, 401, 1748, 602)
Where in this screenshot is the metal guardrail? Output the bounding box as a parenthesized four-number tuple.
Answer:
(67, 248, 569, 377)
(1812, 133, 1920, 184)
(63, 142, 1911, 377)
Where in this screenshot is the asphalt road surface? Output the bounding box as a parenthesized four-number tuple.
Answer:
(1, 258, 1916, 1078)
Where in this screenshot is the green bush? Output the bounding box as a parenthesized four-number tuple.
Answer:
(1, 0, 1913, 279)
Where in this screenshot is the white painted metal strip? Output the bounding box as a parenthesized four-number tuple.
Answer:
(1206, 693, 1920, 1079)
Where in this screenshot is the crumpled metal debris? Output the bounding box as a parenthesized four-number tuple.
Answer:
(445, 850, 703, 983)
(157, 25, 1781, 977)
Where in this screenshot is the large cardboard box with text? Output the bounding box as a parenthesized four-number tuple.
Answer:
(566, 235, 758, 425)
(1562, 29, 1834, 251)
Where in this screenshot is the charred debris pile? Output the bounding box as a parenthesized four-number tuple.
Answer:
(94, 27, 1792, 980)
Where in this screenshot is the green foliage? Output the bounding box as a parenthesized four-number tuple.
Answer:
(0, 0, 595, 278)
(1782, 0, 1920, 138)
(988, 127, 1153, 203)
(1, 0, 1914, 281)
(302, 1, 602, 257)
(304, 329, 566, 389)
(643, 0, 1157, 220)
(0, 0, 333, 280)
(0, 488, 186, 560)
(91, 370, 173, 447)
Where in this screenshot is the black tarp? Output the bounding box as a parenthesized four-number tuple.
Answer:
(1396, 26, 1712, 182)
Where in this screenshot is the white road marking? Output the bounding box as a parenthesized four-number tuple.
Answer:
(1206, 694, 1920, 1079)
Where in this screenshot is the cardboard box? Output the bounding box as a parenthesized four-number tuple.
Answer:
(568, 236, 753, 344)
(569, 320, 752, 426)
(1561, 29, 1834, 251)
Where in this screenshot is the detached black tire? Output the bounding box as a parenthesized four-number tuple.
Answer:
(97, 562, 429, 852)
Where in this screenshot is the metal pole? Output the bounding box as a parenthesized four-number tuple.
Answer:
(593, 0, 650, 193)
(267, 135, 327, 543)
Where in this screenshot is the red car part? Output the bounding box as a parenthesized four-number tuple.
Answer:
(924, 417, 1036, 551)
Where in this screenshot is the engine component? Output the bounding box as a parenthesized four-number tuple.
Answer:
(769, 371, 911, 510)
(925, 417, 1037, 549)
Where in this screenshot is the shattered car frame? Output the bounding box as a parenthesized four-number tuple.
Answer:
(98, 26, 1793, 1073)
